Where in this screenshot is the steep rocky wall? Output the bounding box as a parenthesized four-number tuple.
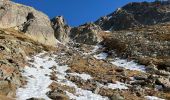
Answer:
(70, 23, 103, 45)
(0, 0, 56, 46)
(51, 16, 71, 44)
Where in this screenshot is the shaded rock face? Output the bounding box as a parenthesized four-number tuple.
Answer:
(0, 0, 56, 45)
(96, 1, 170, 30)
(70, 23, 102, 45)
(51, 16, 71, 44)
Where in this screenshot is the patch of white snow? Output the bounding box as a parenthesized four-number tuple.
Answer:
(17, 53, 57, 100)
(94, 52, 108, 60)
(111, 58, 146, 72)
(104, 30, 111, 33)
(99, 81, 128, 90)
(106, 81, 128, 90)
(17, 52, 108, 100)
(145, 96, 165, 100)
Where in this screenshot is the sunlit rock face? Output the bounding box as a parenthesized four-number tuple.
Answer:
(51, 16, 71, 44)
(0, 0, 56, 46)
(70, 23, 102, 45)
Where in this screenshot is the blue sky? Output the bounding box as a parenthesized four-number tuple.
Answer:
(13, 0, 154, 26)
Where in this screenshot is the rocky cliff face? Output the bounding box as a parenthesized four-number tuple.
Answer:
(0, 0, 56, 46)
(51, 16, 71, 44)
(96, 1, 170, 30)
(51, 16, 103, 45)
(70, 23, 102, 45)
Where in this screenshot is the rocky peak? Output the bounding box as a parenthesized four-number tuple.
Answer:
(51, 16, 71, 44)
(96, 1, 170, 31)
(51, 16, 66, 27)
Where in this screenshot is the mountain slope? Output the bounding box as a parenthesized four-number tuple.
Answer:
(0, 28, 56, 99)
(0, 0, 170, 100)
(96, 1, 170, 30)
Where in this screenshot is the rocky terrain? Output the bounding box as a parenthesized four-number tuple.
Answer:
(0, 0, 169, 100)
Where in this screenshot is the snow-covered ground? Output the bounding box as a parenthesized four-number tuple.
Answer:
(17, 52, 108, 100)
(98, 81, 128, 90)
(94, 52, 108, 60)
(104, 30, 111, 33)
(111, 58, 146, 72)
(145, 96, 165, 100)
(94, 52, 146, 72)
(16, 53, 57, 100)
(105, 81, 128, 90)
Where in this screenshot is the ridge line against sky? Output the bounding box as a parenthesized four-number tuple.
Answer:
(13, 0, 154, 26)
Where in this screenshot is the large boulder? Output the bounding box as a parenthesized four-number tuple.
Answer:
(51, 16, 71, 44)
(70, 23, 102, 45)
(156, 77, 170, 91)
(0, 0, 56, 45)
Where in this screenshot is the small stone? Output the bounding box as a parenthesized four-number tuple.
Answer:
(40, 66, 44, 69)
(26, 98, 45, 100)
(47, 90, 69, 100)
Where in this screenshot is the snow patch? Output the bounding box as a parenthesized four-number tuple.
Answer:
(54, 61, 108, 100)
(145, 96, 165, 100)
(17, 53, 56, 100)
(108, 16, 112, 20)
(99, 81, 128, 90)
(68, 73, 92, 81)
(94, 52, 146, 72)
(106, 82, 128, 90)
(94, 52, 108, 60)
(111, 58, 146, 72)
(17, 52, 108, 100)
(104, 30, 111, 33)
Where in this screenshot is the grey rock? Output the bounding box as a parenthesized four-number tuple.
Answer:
(26, 98, 45, 100)
(134, 75, 148, 80)
(51, 16, 71, 44)
(47, 90, 69, 100)
(70, 23, 102, 45)
(156, 77, 170, 91)
(156, 70, 170, 76)
(111, 94, 124, 100)
(0, 0, 56, 45)
(130, 80, 147, 86)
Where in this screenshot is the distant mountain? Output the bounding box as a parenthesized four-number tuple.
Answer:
(95, 1, 170, 30)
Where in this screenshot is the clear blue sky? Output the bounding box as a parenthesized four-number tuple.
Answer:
(13, 0, 154, 26)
